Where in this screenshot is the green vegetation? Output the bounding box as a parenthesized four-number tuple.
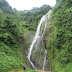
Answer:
(0, 10, 24, 72)
(56, 0, 60, 3)
(25, 67, 37, 72)
(17, 4, 52, 33)
(44, 0, 72, 72)
(0, 0, 51, 72)
(0, 0, 14, 14)
(1, 0, 71, 72)
(9, 67, 37, 72)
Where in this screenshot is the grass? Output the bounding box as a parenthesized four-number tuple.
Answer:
(0, 42, 24, 72)
(9, 67, 38, 72)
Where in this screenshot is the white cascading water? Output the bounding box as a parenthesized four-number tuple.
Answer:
(43, 49, 47, 71)
(27, 10, 52, 70)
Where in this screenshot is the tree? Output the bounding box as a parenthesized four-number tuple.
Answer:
(56, 0, 60, 3)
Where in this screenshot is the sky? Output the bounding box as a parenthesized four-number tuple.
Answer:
(6, 0, 56, 10)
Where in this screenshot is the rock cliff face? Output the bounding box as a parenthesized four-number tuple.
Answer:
(19, 33, 34, 69)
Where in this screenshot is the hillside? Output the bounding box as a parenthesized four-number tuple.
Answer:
(0, 0, 52, 72)
(0, 0, 14, 13)
(44, 0, 72, 72)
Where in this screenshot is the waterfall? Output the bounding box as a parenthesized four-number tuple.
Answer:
(43, 49, 47, 71)
(27, 10, 52, 70)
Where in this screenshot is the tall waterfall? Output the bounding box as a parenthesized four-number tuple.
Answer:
(27, 10, 52, 70)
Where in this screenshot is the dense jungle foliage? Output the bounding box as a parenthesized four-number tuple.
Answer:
(0, 0, 52, 72)
(44, 0, 72, 72)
